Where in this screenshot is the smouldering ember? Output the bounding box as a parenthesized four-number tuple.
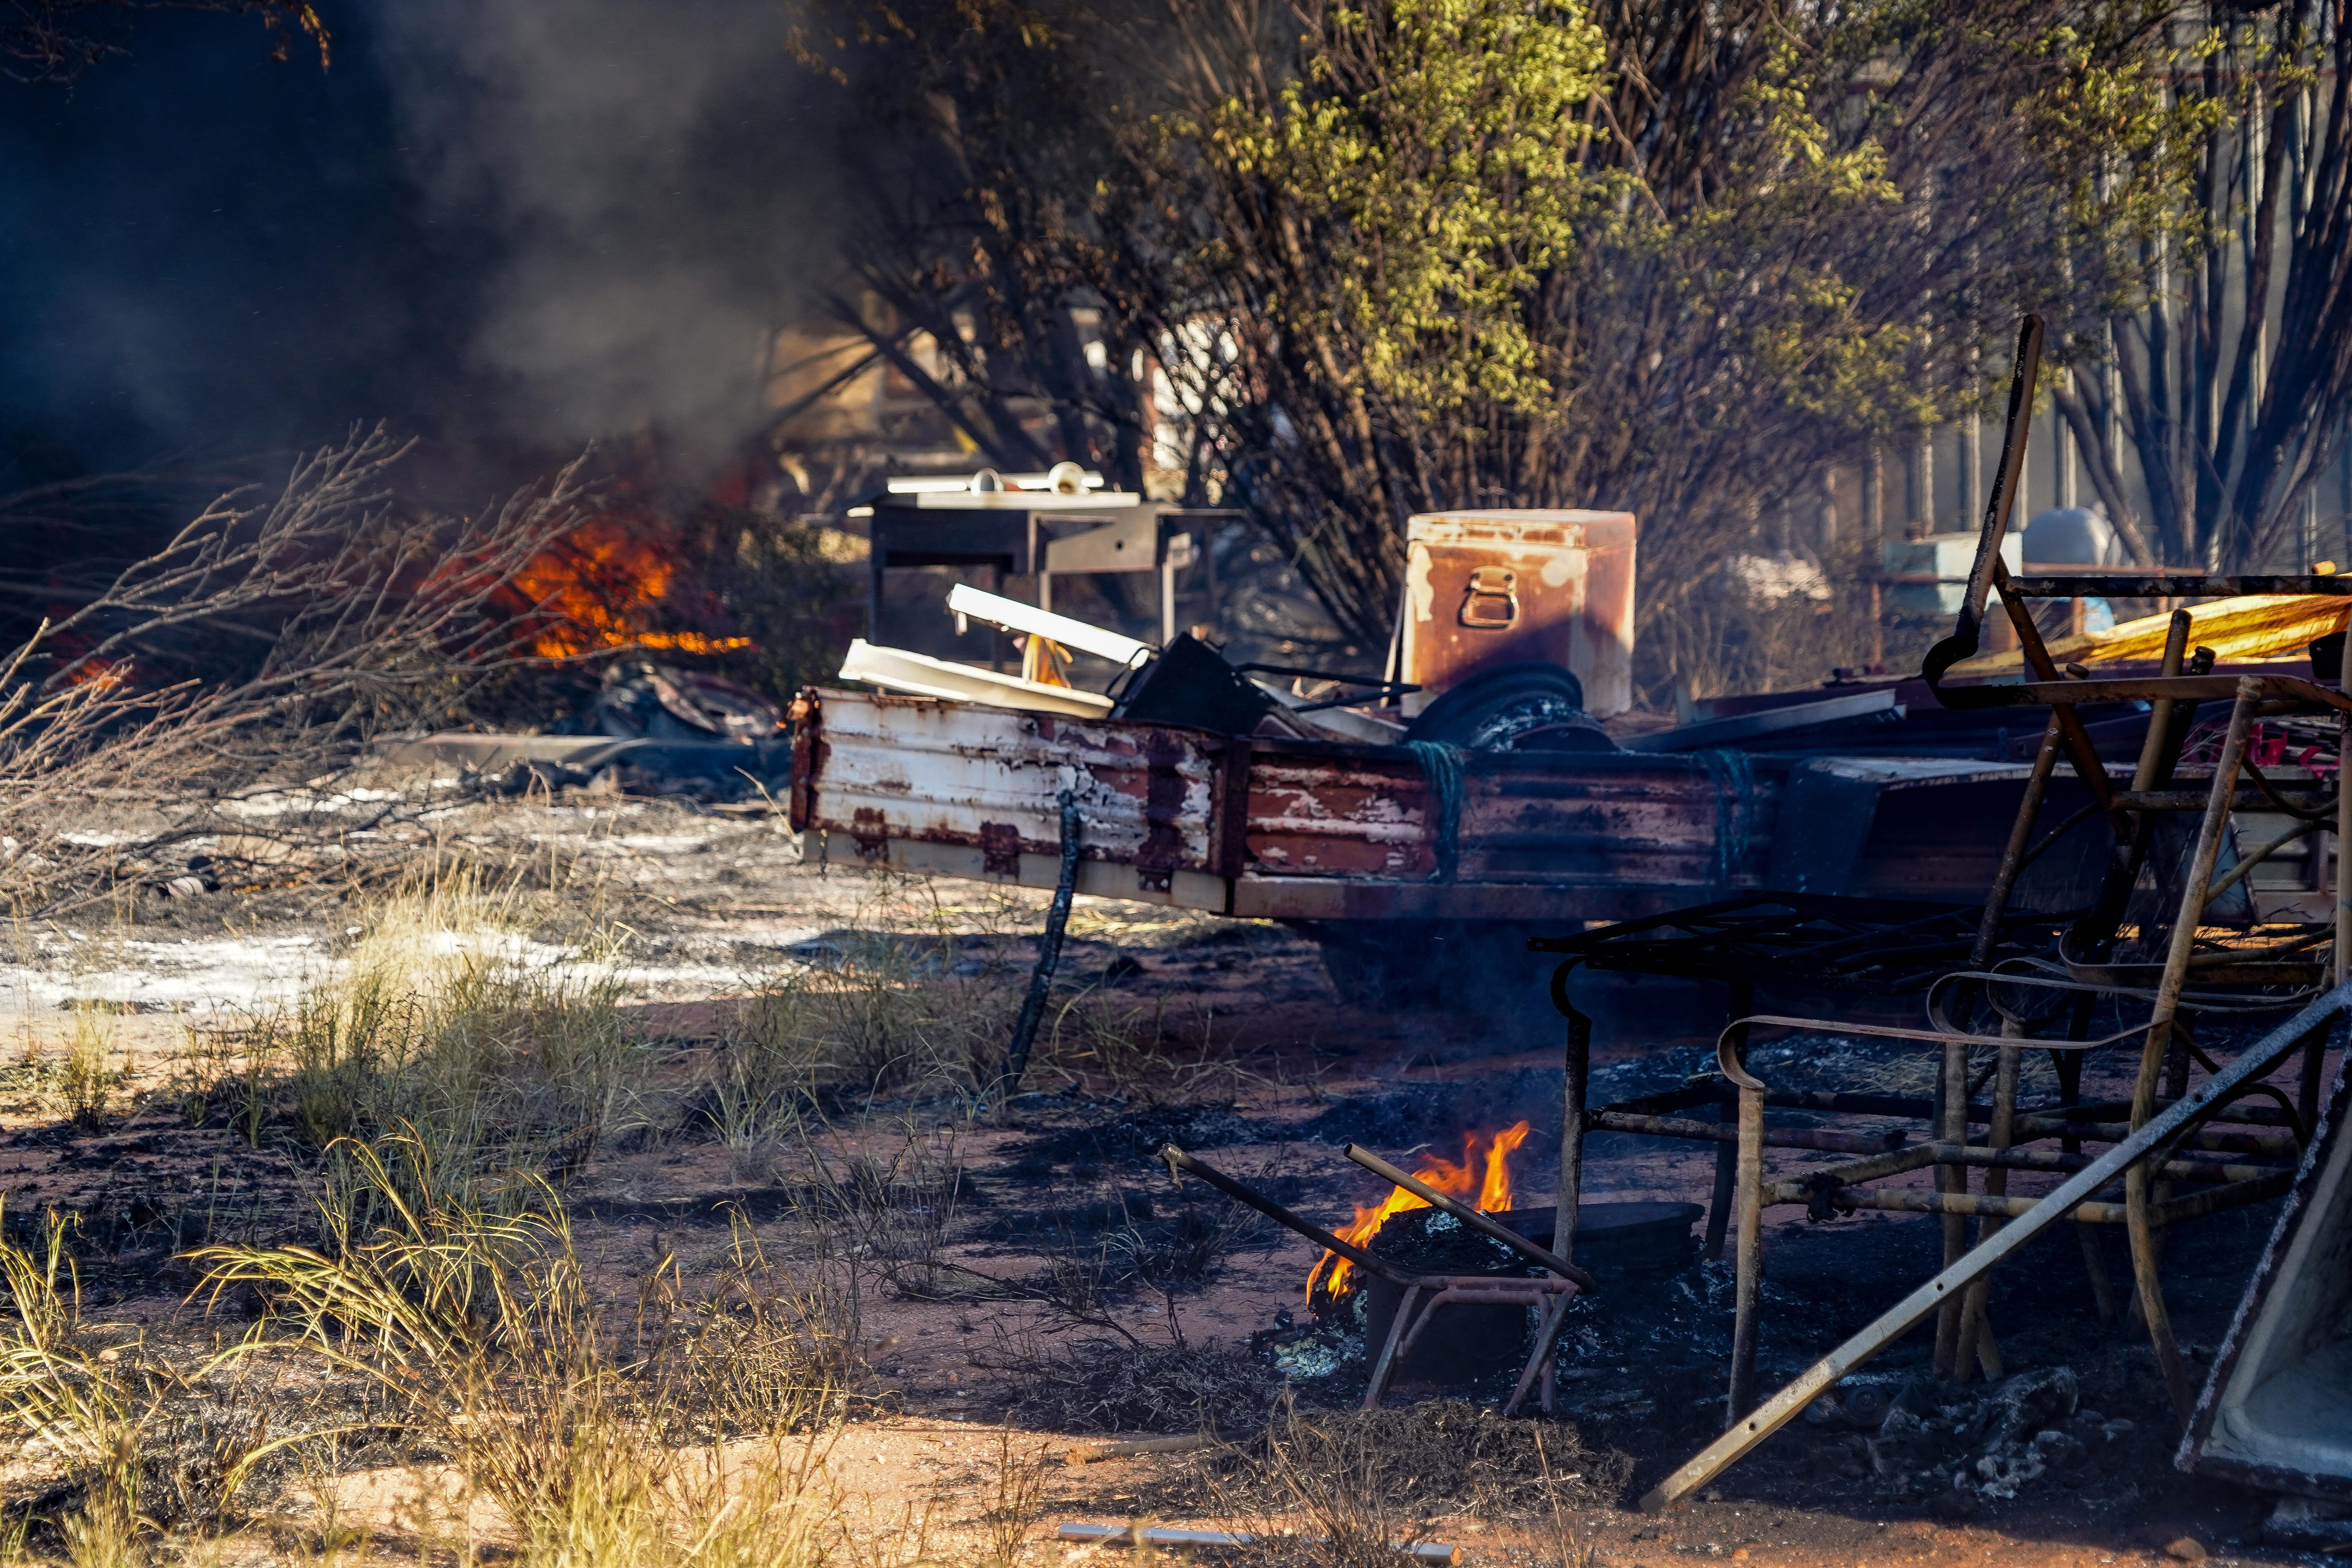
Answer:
(1307, 1120, 1530, 1302)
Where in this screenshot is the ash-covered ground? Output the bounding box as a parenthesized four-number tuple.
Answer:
(0, 784, 2335, 1566)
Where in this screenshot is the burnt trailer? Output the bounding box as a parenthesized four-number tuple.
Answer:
(784, 685, 2117, 990)
(789, 486, 2153, 981)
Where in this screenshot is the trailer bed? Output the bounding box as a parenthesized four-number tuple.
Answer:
(787, 688, 2099, 922)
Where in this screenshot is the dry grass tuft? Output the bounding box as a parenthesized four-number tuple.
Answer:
(636, 1215, 865, 1439)
(976, 1426, 1052, 1568)
(0, 1204, 336, 1556)
(991, 1339, 1278, 1436)
(1158, 1398, 1628, 1531)
(711, 931, 1017, 1123)
(54, 1010, 118, 1133)
(1030, 990, 1247, 1107)
(192, 1137, 852, 1566)
(171, 869, 652, 1218)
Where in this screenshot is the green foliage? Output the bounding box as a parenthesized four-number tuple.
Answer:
(2038, 3, 2352, 570)
(1194, 0, 1608, 419)
(797, 0, 2312, 657)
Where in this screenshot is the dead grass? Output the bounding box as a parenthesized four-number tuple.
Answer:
(54, 1011, 118, 1133)
(0, 1203, 355, 1559)
(191, 1138, 854, 1567)
(1157, 1399, 1629, 1529)
(700, 931, 1017, 1170)
(976, 1427, 1052, 1568)
(0, 430, 603, 923)
(0, 859, 1615, 1566)
(635, 1215, 866, 1439)
(1030, 988, 1251, 1107)
(987, 1338, 1279, 1435)
(702, 886, 1252, 1129)
(168, 869, 653, 1219)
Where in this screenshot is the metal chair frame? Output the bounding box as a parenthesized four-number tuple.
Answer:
(1361, 1274, 1579, 1417)
(1544, 316, 2349, 1504)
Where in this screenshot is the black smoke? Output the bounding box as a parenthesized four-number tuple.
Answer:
(0, 1, 835, 498)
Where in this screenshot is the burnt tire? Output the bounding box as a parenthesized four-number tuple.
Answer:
(1403, 661, 1609, 751)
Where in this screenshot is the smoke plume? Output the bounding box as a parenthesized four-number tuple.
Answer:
(0, 1, 834, 485)
(374, 0, 834, 472)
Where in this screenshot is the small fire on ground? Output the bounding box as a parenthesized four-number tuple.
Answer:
(511, 518, 751, 658)
(1307, 1120, 1531, 1304)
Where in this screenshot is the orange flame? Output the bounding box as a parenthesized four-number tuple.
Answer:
(513, 519, 751, 658)
(63, 658, 127, 693)
(1307, 1120, 1531, 1304)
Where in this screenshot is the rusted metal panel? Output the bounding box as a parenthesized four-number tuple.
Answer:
(1459, 755, 1773, 886)
(793, 689, 1218, 869)
(1401, 510, 1638, 717)
(793, 689, 1777, 912)
(1246, 752, 1436, 878)
(1244, 748, 1774, 887)
(793, 689, 2115, 922)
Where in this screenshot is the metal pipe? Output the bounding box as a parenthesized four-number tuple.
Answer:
(2132, 680, 2260, 1422)
(1557, 963, 1590, 1267)
(2010, 1116, 2300, 1156)
(1763, 1144, 1944, 1204)
(1637, 977, 2352, 1514)
(1000, 791, 1081, 1097)
(1927, 1144, 2287, 1185)
(1158, 1144, 1414, 1288)
(2071, 621, 2197, 987)
(2149, 1170, 2296, 1224)
(2058, 995, 2120, 1323)
(1955, 1031, 2023, 1380)
(1361, 1280, 1424, 1408)
(2131, 611, 2195, 790)
(2080, 1220, 2122, 1324)
(1990, 567, 2125, 818)
(2201, 815, 2327, 910)
(1973, 714, 2067, 965)
(1832, 1188, 2132, 1223)
(1706, 980, 1754, 1260)
(1341, 1144, 1598, 1289)
(1729, 1083, 1766, 1422)
(2112, 789, 2331, 812)
(1758, 1089, 1985, 1121)
(1602, 1081, 1725, 1118)
(1946, 695, 2084, 1378)
(1933, 1009, 1972, 1376)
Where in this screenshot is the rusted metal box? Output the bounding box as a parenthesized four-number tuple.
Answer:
(1401, 510, 1637, 717)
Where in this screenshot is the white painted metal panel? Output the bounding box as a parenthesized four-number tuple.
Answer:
(802, 689, 1218, 871)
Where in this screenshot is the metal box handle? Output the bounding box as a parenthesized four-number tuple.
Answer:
(1459, 566, 1519, 629)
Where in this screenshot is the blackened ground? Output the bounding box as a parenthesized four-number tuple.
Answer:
(0, 801, 2332, 1563)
